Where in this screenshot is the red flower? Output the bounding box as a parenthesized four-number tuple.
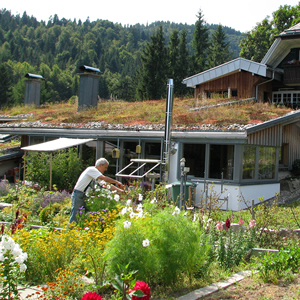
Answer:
(225, 218, 231, 231)
(132, 281, 151, 300)
(81, 292, 103, 300)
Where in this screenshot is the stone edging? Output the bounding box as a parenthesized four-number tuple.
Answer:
(177, 270, 255, 300)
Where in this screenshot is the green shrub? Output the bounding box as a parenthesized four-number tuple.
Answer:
(23, 148, 84, 191)
(254, 247, 300, 282)
(104, 207, 211, 286)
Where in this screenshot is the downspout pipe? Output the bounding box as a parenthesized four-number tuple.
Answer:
(163, 79, 174, 183)
(255, 69, 275, 101)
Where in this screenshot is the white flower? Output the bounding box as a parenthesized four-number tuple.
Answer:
(1, 235, 15, 251)
(127, 207, 133, 213)
(15, 255, 25, 264)
(84, 227, 89, 231)
(106, 184, 111, 190)
(0, 252, 5, 262)
(183, 212, 188, 216)
(114, 194, 120, 201)
(150, 197, 157, 204)
(126, 199, 132, 206)
(120, 207, 128, 215)
(129, 212, 136, 219)
(136, 211, 143, 219)
(123, 221, 131, 229)
(12, 244, 22, 258)
(19, 263, 27, 272)
(172, 207, 180, 215)
(136, 204, 143, 212)
(142, 239, 150, 247)
(138, 194, 143, 201)
(165, 184, 172, 189)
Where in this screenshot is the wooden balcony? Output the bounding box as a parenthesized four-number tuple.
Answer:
(283, 64, 300, 85)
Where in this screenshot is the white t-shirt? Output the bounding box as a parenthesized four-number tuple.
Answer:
(74, 166, 102, 193)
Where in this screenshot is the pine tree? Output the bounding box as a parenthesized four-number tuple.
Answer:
(167, 29, 190, 96)
(177, 29, 190, 96)
(0, 62, 12, 107)
(136, 25, 167, 100)
(191, 9, 209, 74)
(167, 29, 180, 90)
(208, 24, 231, 68)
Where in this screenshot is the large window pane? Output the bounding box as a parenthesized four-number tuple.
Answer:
(243, 146, 256, 179)
(259, 147, 276, 179)
(183, 143, 205, 177)
(209, 145, 234, 180)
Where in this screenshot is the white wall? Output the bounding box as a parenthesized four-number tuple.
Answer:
(193, 182, 280, 211)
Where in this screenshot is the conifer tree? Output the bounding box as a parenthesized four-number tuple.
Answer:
(208, 24, 231, 68)
(136, 25, 167, 100)
(191, 9, 209, 74)
(168, 28, 190, 96)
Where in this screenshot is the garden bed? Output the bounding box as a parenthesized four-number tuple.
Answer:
(0, 180, 300, 299)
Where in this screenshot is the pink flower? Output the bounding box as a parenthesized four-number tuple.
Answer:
(238, 218, 244, 225)
(249, 219, 256, 228)
(81, 292, 103, 300)
(216, 221, 223, 231)
(131, 281, 151, 300)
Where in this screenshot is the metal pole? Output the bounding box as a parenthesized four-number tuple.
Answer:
(179, 158, 185, 210)
(49, 152, 52, 190)
(163, 79, 174, 183)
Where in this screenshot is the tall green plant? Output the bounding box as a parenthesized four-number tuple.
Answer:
(23, 148, 84, 191)
(104, 207, 211, 286)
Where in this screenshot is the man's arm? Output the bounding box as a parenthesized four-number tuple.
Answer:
(97, 174, 124, 189)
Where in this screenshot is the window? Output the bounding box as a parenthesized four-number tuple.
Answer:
(104, 141, 118, 179)
(243, 146, 256, 179)
(258, 147, 276, 179)
(279, 144, 289, 166)
(209, 145, 234, 180)
(183, 143, 206, 178)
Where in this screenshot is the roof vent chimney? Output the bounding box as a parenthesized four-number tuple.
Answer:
(77, 65, 101, 111)
(24, 73, 44, 107)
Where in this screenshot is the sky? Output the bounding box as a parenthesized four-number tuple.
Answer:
(1, 0, 299, 33)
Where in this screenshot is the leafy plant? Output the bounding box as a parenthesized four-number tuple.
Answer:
(23, 148, 84, 191)
(212, 219, 257, 269)
(254, 247, 300, 283)
(105, 206, 211, 286)
(85, 183, 120, 213)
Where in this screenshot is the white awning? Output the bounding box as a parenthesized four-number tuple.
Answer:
(21, 138, 94, 152)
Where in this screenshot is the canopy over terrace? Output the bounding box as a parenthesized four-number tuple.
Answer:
(21, 138, 94, 189)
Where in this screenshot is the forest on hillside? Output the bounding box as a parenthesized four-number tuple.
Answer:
(0, 3, 299, 106)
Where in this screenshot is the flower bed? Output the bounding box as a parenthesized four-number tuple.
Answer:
(0, 181, 300, 299)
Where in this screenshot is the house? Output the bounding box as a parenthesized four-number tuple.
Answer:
(1, 24, 300, 211)
(182, 23, 300, 106)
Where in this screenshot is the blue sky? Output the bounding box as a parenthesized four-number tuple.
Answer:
(1, 0, 299, 33)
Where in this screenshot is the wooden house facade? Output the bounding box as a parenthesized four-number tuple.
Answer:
(183, 23, 300, 106)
